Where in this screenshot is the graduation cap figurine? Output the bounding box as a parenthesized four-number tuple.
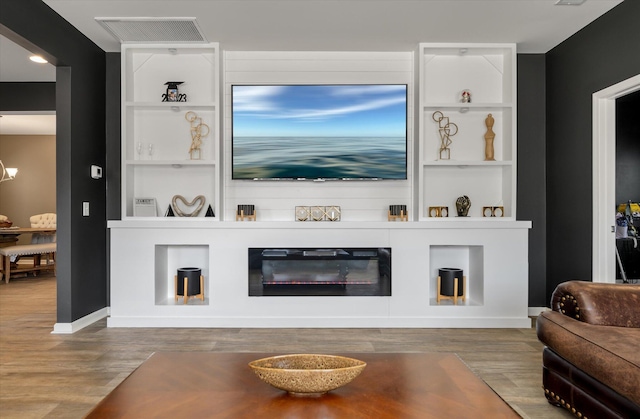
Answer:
(162, 81, 187, 102)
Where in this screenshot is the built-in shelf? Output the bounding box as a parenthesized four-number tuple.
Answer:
(121, 43, 220, 219)
(155, 244, 210, 305)
(418, 43, 517, 220)
(429, 245, 484, 306)
(125, 160, 216, 166)
(108, 46, 529, 328)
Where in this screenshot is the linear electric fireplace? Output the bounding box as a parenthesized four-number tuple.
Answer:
(248, 247, 391, 296)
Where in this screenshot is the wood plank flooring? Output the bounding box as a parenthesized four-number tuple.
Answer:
(0, 275, 573, 419)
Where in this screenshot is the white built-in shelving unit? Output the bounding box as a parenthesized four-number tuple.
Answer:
(107, 43, 531, 330)
(417, 43, 516, 220)
(121, 43, 220, 219)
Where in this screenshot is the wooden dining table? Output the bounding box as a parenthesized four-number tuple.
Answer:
(0, 227, 57, 235)
(0, 227, 56, 247)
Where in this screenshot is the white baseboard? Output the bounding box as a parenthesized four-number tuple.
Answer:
(528, 306, 549, 317)
(52, 307, 109, 334)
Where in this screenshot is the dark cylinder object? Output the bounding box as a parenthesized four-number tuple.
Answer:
(177, 267, 202, 296)
(438, 268, 464, 296)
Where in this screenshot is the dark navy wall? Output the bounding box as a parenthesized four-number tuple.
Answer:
(545, 1, 640, 301)
(0, 0, 107, 323)
(517, 54, 547, 307)
(0, 82, 55, 111)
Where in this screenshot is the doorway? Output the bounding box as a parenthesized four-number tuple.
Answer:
(592, 74, 640, 283)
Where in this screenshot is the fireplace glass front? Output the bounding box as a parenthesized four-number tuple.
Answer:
(248, 247, 391, 296)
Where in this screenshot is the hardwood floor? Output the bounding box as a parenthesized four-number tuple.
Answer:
(0, 275, 573, 419)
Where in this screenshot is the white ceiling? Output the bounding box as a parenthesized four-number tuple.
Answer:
(0, 0, 624, 135)
(0, 36, 56, 82)
(41, 0, 622, 54)
(0, 37, 56, 135)
(0, 114, 56, 135)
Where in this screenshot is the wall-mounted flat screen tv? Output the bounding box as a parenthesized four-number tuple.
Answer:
(231, 84, 408, 180)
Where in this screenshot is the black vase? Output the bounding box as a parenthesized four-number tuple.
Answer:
(177, 267, 202, 296)
(438, 268, 464, 296)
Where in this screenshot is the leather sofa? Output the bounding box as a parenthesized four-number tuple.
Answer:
(537, 280, 640, 418)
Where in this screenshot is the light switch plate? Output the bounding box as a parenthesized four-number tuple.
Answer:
(91, 165, 102, 179)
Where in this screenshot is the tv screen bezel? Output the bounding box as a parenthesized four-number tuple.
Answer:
(231, 83, 408, 181)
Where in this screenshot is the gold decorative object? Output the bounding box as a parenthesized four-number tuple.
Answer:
(295, 206, 341, 221)
(388, 205, 408, 221)
(482, 206, 504, 217)
(428, 206, 449, 217)
(325, 206, 341, 221)
(311, 206, 325, 221)
(484, 113, 496, 161)
(236, 204, 256, 221)
(295, 206, 310, 221)
(248, 354, 366, 396)
(185, 111, 210, 160)
(432, 111, 458, 160)
(171, 195, 206, 217)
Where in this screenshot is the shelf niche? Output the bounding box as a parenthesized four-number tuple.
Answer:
(155, 244, 210, 305)
(121, 43, 220, 220)
(429, 245, 484, 306)
(418, 43, 517, 221)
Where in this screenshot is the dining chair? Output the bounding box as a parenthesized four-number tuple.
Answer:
(29, 213, 56, 265)
(30, 213, 56, 242)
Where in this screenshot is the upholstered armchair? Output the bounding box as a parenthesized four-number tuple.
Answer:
(30, 213, 56, 243)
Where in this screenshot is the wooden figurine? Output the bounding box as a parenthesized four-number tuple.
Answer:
(484, 114, 496, 161)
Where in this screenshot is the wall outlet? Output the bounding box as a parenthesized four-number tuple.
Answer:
(83, 202, 90, 217)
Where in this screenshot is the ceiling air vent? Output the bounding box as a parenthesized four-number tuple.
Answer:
(95, 17, 207, 43)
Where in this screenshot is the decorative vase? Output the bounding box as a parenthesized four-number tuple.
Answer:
(455, 196, 471, 217)
(439, 268, 464, 296)
(176, 267, 202, 296)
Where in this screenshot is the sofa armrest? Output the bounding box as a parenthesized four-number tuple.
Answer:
(551, 280, 640, 327)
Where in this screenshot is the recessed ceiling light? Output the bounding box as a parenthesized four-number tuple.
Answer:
(29, 55, 48, 64)
(555, 0, 586, 5)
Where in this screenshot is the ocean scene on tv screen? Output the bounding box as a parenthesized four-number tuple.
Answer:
(232, 85, 407, 180)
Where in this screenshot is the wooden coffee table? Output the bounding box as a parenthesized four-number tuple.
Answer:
(85, 352, 519, 418)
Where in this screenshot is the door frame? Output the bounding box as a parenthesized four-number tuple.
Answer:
(592, 74, 640, 283)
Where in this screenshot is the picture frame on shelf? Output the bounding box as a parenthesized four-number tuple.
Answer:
(134, 197, 157, 217)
